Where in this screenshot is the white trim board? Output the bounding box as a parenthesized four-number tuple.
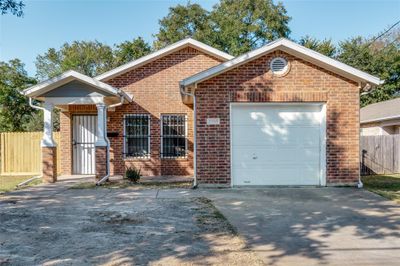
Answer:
(181, 38, 383, 88)
(23, 70, 133, 102)
(361, 115, 400, 124)
(96, 38, 234, 81)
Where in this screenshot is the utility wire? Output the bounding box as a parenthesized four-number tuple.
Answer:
(367, 19, 400, 47)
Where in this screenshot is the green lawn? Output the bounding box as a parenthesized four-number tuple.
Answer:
(0, 176, 41, 194)
(362, 174, 400, 203)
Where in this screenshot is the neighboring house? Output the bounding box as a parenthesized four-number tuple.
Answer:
(360, 98, 400, 136)
(23, 38, 382, 187)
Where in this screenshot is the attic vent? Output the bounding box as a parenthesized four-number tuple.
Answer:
(270, 57, 288, 75)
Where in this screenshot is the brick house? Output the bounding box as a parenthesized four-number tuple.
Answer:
(23, 38, 382, 187)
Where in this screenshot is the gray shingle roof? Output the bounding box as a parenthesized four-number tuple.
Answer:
(360, 97, 400, 123)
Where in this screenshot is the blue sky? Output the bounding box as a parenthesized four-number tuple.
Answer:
(1, 0, 399, 76)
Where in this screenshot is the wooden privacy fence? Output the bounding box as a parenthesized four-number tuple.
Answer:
(360, 135, 400, 175)
(0, 132, 61, 176)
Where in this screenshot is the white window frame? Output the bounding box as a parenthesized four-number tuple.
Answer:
(123, 114, 151, 159)
(160, 114, 188, 159)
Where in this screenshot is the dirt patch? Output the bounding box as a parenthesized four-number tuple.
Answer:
(0, 189, 262, 265)
(194, 197, 238, 235)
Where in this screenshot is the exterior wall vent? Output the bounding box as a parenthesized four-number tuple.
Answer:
(270, 57, 289, 75)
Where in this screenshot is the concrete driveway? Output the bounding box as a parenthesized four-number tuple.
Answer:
(202, 188, 400, 266)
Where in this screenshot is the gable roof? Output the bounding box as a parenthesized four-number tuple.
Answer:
(361, 97, 400, 124)
(95, 38, 234, 81)
(23, 70, 132, 101)
(180, 38, 383, 88)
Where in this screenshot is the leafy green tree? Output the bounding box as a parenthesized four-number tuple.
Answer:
(154, 0, 291, 55)
(299, 35, 336, 57)
(0, 0, 24, 16)
(154, 3, 211, 49)
(35, 41, 114, 80)
(337, 33, 400, 106)
(114, 37, 152, 66)
(209, 0, 291, 55)
(0, 59, 37, 132)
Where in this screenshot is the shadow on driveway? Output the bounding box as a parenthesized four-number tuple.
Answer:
(202, 188, 400, 265)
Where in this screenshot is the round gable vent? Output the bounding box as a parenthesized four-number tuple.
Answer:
(270, 57, 289, 75)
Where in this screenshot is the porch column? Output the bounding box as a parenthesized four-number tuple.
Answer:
(95, 103, 108, 180)
(41, 102, 57, 183)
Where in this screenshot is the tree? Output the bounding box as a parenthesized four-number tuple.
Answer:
(153, 0, 291, 55)
(0, 59, 37, 132)
(210, 0, 291, 55)
(337, 33, 400, 106)
(114, 37, 152, 66)
(35, 41, 114, 80)
(0, 0, 24, 16)
(299, 35, 336, 57)
(153, 3, 211, 49)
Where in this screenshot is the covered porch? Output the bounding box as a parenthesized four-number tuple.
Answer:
(22, 70, 132, 183)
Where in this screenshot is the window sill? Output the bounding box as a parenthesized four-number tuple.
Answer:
(160, 157, 188, 161)
(124, 157, 151, 162)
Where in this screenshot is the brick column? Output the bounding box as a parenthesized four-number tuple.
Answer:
(95, 147, 107, 180)
(42, 146, 57, 183)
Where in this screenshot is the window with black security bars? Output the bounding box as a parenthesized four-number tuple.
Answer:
(161, 115, 187, 158)
(124, 114, 150, 158)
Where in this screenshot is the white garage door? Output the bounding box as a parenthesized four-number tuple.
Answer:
(231, 104, 326, 186)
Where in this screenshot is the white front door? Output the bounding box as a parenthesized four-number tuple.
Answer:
(231, 103, 326, 186)
(73, 115, 97, 175)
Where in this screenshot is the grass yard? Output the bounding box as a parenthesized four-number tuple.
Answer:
(0, 176, 41, 194)
(362, 174, 400, 203)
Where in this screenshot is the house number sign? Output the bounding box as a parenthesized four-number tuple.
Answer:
(207, 118, 220, 125)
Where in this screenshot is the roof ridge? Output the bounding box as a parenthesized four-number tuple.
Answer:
(180, 38, 383, 87)
(361, 97, 400, 109)
(95, 38, 233, 81)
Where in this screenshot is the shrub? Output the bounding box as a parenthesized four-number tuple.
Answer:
(125, 167, 141, 183)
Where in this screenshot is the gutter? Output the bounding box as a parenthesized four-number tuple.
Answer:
(180, 84, 198, 188)
(360, 115, 400, 124)
(96, 96, 125, 185)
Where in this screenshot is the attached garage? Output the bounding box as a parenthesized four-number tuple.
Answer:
(231, 103, 326, 186)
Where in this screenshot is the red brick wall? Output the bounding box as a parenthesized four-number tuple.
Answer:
(95, 146, 107, 179)
(195, 51, 360, 185)
(42, 146, 57, 183)
(103, 47, 223, 176)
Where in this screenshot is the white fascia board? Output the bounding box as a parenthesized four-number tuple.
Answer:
(43, 96, 105, 105)
(95, 38, 234, 81)
(23, 70, 120, 98)
(180, 38, 383, 87)
(361, 115, 400, 124)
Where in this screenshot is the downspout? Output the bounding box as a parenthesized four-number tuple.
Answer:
(357, 82, 371, 188)
(28, 97, 46, 180)
(96, 95, 125, 185)
(29, 97, 45, 111)
(180, 84, 197, 188)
